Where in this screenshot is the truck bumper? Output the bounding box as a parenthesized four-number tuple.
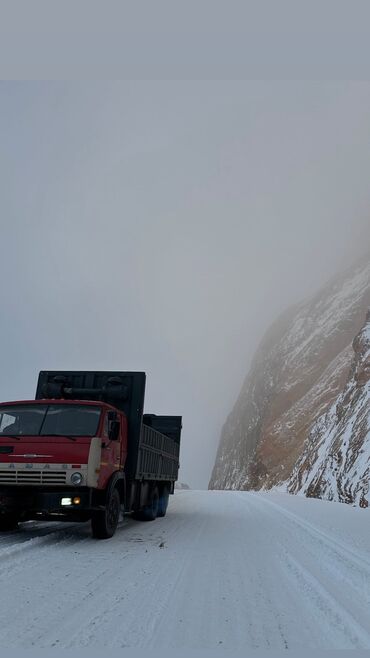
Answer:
(0, 487, 93, 520)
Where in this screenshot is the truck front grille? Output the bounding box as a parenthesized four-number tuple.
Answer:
(0, 470, 67, 485)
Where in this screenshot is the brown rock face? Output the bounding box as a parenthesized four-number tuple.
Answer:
(209, 256, 370, 496)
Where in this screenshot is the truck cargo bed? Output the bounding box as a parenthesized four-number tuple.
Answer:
(136, 424, 180, 481)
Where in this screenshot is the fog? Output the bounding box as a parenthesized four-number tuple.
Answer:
(0, 81, 369, 488)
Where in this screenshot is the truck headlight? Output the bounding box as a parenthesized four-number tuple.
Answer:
(71, 472, 83, 486)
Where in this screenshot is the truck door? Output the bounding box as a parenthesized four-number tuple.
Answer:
(119, 412, 128, 469)
(99, 411, 120, 482)
(102, 410, 127, 469)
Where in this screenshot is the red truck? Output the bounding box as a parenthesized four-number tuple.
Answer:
(0, 371, 182, 539)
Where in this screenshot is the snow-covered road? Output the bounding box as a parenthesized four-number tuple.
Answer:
(1, 490, 370, 650)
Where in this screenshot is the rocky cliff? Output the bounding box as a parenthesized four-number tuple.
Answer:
(209, 255, 370, 503)
(288, 310, 370, 505)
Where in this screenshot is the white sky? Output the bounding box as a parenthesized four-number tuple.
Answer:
(0, 81, 369, 487)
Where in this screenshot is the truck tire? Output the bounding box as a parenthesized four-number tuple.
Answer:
(133, 486, 159, 522)
(157, 487, 170, 517)
(91, 487, 120, 539)
(145, 486, 159, 521)
(0, 514, 19, 531)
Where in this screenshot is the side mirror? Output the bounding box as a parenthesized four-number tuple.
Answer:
(109, 420, 120, 441)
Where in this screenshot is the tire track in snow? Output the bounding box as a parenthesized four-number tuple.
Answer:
(64, 510, 210, 648)
(280, 549, 370, 648)
(1, 491, 370, 650)
(0, 522, 90, 578)
(251, 494, 370, 573)
(132, 492, 293, 650)
(248, 494, 370, 609)
(240, 493, 370, 648)
(11, 510, 194, 648)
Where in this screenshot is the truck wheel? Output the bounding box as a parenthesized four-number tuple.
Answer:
(157, 487, 170, 517)
(91, 487, 120, 539)
(0, 514, 19, 531)
(143, 486, 159, 521)
(133, 487, 159, 522)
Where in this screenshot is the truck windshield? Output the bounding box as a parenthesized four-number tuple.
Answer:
(0, 405, 101, 437)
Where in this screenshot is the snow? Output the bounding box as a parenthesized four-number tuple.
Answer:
(287, 342, 370, 504)
(272, 344, 353, 440)
(282, 261, 370, 372)
(1, 490, 370, 650)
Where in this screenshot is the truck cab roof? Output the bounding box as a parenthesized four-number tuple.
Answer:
(0, 399, 124, 413)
